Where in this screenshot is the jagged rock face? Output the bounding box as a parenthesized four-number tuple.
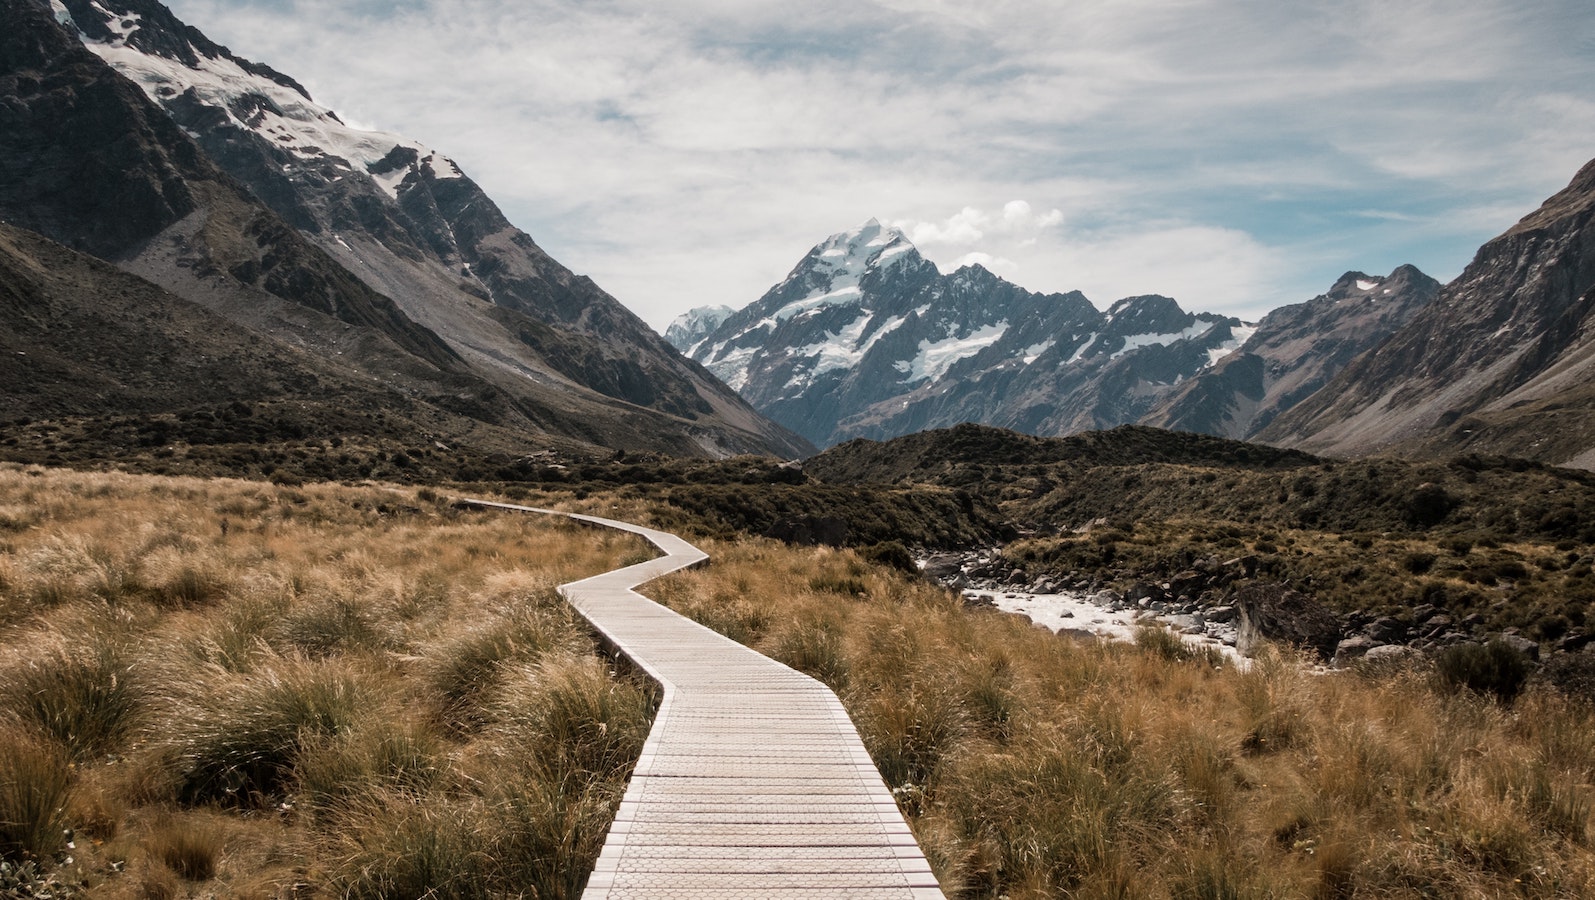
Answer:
(1144, 266, 1440, 439)
(689, 220, 1250, 448)
(1261, 157, 1595, 468)
(6, 0, 809, 458)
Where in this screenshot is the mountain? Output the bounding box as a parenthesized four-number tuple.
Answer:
(1142, 266, 1440, 439)
(665, 305, 735, 353)
(1261, 157, 1595, 469)
(1, 0, 808, 459)
(689, 220, 1297, 448)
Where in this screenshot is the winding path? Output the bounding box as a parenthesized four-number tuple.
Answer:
(467, 501, 945, 899)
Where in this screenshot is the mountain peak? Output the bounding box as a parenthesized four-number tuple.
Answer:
(812, 219, 914, 273)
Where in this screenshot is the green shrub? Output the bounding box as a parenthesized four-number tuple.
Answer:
(861, 540, 917, 574)
(1435, 640, 1531, 704)
(1403, 551, 1437, 575)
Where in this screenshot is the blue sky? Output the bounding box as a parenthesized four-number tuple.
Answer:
(165, 0, 1595, 329)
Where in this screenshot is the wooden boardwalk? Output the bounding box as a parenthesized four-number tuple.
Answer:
(469, 501, 945, 899)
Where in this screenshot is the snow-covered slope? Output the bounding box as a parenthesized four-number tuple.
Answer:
(689, 221, 1253, 448)
(665, 304, 734, 353)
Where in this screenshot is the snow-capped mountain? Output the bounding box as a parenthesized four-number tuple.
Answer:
(665, 305, 734, 353)
(15, 0, 808, 458)
(688, 221, 1257, 448)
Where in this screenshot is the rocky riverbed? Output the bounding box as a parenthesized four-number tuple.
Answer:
(924, 548, 1583, 669)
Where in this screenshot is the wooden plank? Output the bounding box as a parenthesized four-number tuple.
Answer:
(465, 501, 945, 899)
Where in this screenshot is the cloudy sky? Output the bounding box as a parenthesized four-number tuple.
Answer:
(165, 0, 1595, 330)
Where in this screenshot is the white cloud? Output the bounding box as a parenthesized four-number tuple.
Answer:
(160, 0, 1595, 330)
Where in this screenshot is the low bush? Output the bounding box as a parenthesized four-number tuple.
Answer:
(1435, 640, 1532, 704)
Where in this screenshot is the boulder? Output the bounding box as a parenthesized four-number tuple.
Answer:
(1363, 616, 1407, 644)
(1360, 644, 1423, 667)
(1088, 590, 1122, 608)
(1126, 581, 1166, 604)
(1497, 633, 1541, 661)
(1205, 605, 1238, 623)
(921, 553, 965, 580)
(1232, 582, 1343, 660)
(1333, 634, 1380, 668)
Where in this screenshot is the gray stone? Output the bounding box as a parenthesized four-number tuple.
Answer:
(1205, 605, 1238, 623)
(1363, 616, 1407, 644)
(1497, 633, 1541, 661)
(1333, 634, 1380, 668)
(1361, 644, 1423, 666)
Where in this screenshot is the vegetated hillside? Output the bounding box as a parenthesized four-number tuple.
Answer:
(806, 422, 1318, 487)
(808, 423, 1595, 647)
(808, 423, 1594, 542)
(0, 0, 807, 459)
(0, 465, 652, 896)
(1262, 155, 1595, 468)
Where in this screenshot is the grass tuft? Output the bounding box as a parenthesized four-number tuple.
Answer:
(0, 635, 144, 760)
(0, 724, 73, 862)
(164, 657, 367, 806)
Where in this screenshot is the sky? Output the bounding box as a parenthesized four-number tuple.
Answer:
(163, 0, 1595, 330)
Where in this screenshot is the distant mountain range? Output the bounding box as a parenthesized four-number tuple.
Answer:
(0, 0, 809, 460)
(671, 221, 1437, 450)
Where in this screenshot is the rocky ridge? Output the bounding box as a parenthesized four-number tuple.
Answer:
(683, 220, 1261, 448)
(1263, 155, 1595, 469)
(10, 0, 807, 458)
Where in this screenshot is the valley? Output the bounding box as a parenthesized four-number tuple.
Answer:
(2, 0, 1595, 896)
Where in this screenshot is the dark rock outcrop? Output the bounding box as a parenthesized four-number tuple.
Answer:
(1231, 582, 1342, 660)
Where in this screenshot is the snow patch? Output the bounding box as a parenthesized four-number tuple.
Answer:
(1205, 324, 1257, 367)
(1356, 279, 1380, 291)
(1020, 339, 1059, 363)
(1068, 334, 1098, 364)
(896, 321, 1008, 383)
(1111, 321, 1216, 360)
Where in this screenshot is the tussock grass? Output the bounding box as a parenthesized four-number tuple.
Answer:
(0, 631, 144, 761)
(649, 535, 1595, 899)
(0, 465, 652, 896)
(0, 723, 74, 863)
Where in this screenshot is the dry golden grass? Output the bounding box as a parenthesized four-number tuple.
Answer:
(0, 464, 653, 898)
(647, 535, 1595, 899)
